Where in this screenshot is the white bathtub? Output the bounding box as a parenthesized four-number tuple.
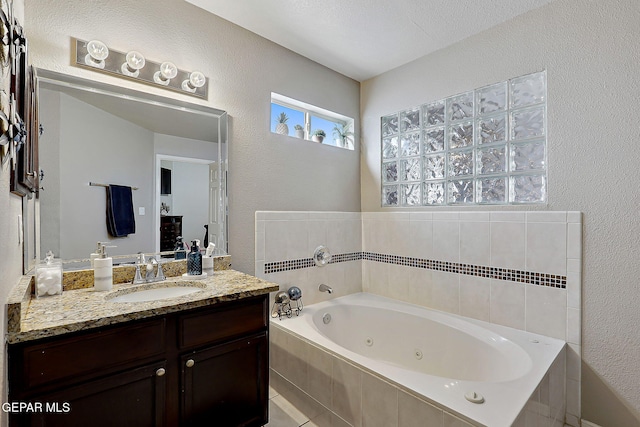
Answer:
(271, 292, 565, 426)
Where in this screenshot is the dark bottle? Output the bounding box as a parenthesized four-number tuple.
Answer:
(174, 236, 186, 260)
(187, 240, 202, 275)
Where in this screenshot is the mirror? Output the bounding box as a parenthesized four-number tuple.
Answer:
(29, 68, 228, 269)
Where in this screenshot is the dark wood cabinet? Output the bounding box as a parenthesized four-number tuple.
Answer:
(8, 295, 269, 427)
(160, 215, 183, 252)
(181, 333, 268, 427)
(18, 362, 167, 427)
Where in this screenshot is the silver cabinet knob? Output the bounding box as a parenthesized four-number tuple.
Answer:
(185, 359, 195, 368)
(156, 368, 166, 377)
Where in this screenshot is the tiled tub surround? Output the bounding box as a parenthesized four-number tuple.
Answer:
(271, 293, 566, 427)
(256, 210, 582, 426)
(255, 211, 363, 307)
(366, 211, 582, 427)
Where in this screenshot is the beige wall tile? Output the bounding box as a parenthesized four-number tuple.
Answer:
(432, 221, 460, 262)
(332, 358, 362, 426)
(443, 412, 474, 427)
(398, 391, 443, 427)
(430, 271, 460, 314)
(525, 285, 567, 340)
(307, 343, 333, 408)
(490, 280, 525, 330)
(490, 221, 526, 270)
(526, 222, 567, 276)
(459, 221, 490, 265)
(459, 275, 490, 322)
(361, 375, 398, 427)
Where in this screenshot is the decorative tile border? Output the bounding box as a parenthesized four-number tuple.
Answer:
(264, 251, 566, 288)
(264, 258, 314, 274)
(331, 252, 362, 263)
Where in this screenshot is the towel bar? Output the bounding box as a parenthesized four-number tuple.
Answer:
(89, 182, 139, 190)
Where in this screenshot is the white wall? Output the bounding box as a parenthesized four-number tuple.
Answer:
(24, 0, 361, 276)
(360, 1, 640, 425)
(171, 161, 209, 244)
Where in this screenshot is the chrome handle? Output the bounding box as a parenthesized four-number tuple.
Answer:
(156, 368, 166, 377)
(185, 359, 195, 368)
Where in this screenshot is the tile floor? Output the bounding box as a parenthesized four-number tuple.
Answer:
(264, 385, 316, 427)
(265, 368, 354, 427)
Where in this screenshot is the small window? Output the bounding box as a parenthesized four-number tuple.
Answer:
(271, 93, 354, 150)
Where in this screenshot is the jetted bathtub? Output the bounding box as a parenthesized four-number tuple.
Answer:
(271, 292, 565, 426)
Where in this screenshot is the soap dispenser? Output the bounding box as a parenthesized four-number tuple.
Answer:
(187, 240, 202, 275)
(90, 241, 106, 268)
(94, 244, 114, 291)
(174, 236, 186, 260)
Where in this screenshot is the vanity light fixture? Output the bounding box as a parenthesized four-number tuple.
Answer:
(84, 40, 109, 69)
(181, 71, 206, 93)
(153, 61, 178, 86)
(121, 50, 145, 77)
(73, 38, 209, 99)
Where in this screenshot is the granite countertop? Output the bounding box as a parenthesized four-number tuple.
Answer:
(6, 268, 279, 344)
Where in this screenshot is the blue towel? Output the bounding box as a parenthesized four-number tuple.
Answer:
(106, 185, 136, 237)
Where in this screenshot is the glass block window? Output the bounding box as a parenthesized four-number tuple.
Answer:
(380, 70, 547, 206)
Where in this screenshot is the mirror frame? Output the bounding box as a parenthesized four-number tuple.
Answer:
(24, 68, 228, 272)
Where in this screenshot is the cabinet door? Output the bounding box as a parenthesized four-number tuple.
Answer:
(11, 362, 167, 427)
(181, 332, 268, 427)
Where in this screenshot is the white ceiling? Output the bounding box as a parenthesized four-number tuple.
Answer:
(185, 0, 554, 82)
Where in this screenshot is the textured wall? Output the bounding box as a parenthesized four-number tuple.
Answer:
(24, 0, 361, 276)
(360, 1, 640, 426)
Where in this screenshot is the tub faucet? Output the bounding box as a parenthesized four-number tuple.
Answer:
(318, 284, 333, 294)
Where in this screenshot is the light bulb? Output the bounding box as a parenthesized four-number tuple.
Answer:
(181, 71, 206, 93)
(153, 61, 178, 85)
(84, 40, 109, 69)
(120, 51, 145, 77)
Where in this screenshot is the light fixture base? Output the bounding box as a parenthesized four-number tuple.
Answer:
(73, 38, 208, 99)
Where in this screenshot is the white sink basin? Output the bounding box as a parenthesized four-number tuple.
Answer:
(107, 282, 205, 303)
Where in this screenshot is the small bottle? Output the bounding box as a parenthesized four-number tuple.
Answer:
(174, 236, 186, 260)
(187, 240, 202, 275)
(94, 244, 113, 291)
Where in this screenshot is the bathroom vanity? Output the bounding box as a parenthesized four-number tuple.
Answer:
(6, 269, 278, 427)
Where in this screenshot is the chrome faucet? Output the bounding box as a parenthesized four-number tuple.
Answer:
(318, 284, 333, 294)
(133, 254, 165, 284)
